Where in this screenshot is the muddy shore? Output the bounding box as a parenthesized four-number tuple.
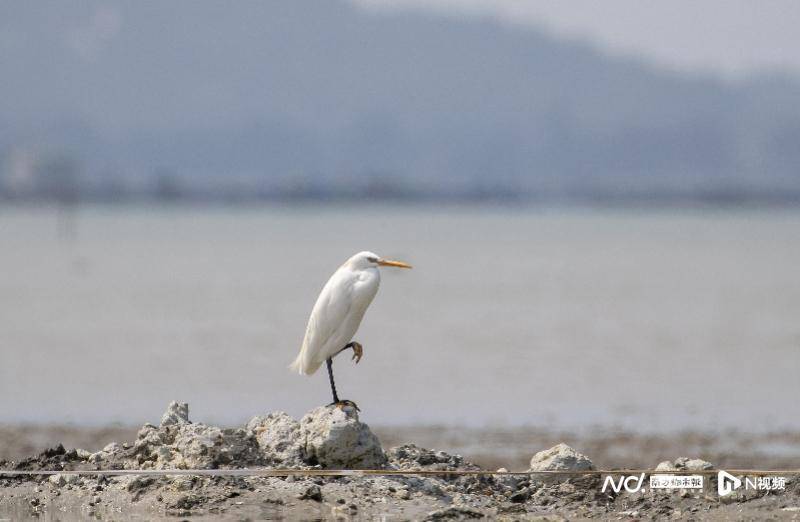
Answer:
(1, 403, 799, 520)
(4, 423, 800, 471)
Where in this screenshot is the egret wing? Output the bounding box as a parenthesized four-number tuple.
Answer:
(291, 270, 355, 374)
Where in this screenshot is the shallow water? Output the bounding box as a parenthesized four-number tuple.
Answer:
(1, 204, 799, 432)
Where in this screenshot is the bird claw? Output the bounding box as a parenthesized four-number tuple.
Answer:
(350, 342, 363, 364)
(328, 400, 360, 412)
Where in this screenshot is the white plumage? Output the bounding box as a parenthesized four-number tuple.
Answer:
(290, 251, 411, 376)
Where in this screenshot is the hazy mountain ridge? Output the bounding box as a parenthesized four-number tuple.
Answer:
(1, 0, 799, 202)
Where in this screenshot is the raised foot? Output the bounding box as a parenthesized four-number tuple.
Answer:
(327, 400, 360, 412)
(351, 342, 363, 364)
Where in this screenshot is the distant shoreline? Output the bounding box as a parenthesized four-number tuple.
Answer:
(5, 194, 800, 211)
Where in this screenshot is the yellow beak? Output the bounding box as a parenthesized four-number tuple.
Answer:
(377, 258, 413, 269)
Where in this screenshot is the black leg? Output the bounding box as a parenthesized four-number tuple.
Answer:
(326, 357, 339, 404)
(325, 350, 360, 411)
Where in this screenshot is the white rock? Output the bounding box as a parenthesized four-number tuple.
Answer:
(75, 448, 92, 460)
(160, 401, 190, 427)
(300, 405, 386, 469)
(528, 443, 594, 479)
(131, 402, 261, 469)
(87, 452, 103, 463)
(247, 412, 304, 466)
(48, 473, 80, 487)
(654, 457, 714, 471)
(102, 442, 123, 455)
(159, 424, 259, 469)
(49, 474, 66, 487)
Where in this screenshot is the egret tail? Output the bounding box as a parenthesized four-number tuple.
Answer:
(289, 349, 322, 375)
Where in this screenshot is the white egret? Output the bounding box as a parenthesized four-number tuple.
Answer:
(290, 251, 412, 408)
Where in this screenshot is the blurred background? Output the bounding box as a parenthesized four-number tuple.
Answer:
(1, 0, 799, 467)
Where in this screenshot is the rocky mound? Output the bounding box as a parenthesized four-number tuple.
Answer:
(2, 402, 798, 520)
(14, 401, 385, 473)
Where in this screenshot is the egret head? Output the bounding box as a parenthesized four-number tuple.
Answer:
(348, 251, 413, 270)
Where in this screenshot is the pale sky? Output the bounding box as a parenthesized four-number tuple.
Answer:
(353, 0, 800, 77)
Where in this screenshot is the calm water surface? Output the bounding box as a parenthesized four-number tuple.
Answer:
(1, 205, 798, 431)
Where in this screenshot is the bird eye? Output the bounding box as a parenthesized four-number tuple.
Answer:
(367, 256, 378, 263)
